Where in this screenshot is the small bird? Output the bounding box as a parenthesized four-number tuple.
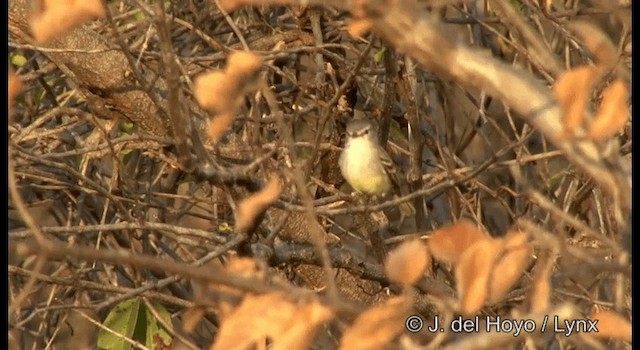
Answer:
(339, 119, 395, 197)
(339, 119, 415, 220)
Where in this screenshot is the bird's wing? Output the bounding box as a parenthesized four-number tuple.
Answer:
(378, 147, 396, 175)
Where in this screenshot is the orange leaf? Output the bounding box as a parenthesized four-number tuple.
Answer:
(385, 239, 431, 284)
(9, 70, 22, 113)
(487, 231, 531, 303)
(339, 297, 409, 350)
(206, 112, 236, 143)
(427, 220, 490, 265)
(194, 52, 261, 116)
(347, 19, 373, 38)
(236, 176, 282, 234)
(195, 257, 267, 317)
(569, 21, 618, 68)
(181, 307, 205, 333)
(31, 0, 105, 43)
(211, 292, 333, 350)
(455, 238, 504, 315)
(194, 72, 240, 112)
(588, 310, 631, 342)
(587, 79, 629, 140)
(226, 51, 262, 82)
(552, 66, 604, 138)
(529, 253, 555, 313)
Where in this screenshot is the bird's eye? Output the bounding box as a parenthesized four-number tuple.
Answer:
(362, 129, 369, 135)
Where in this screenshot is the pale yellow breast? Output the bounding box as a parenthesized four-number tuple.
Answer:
(339, 138, 391, 196)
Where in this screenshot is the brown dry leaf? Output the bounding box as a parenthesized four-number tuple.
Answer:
(339, 296, 409, 350)
(9, 70, 22, 113)
(427, 219, 490, 265)
(182, 307, 206, 333)
(31, 0, 105, 43)
(455, 238, 504, 315)
(569, 21, 618, 68)
(487, 231, 531, 304)
(347, 19, 373, 38)
(530, 277, 551, 313)
(553, 65, 604, 138)
(385, 239, 431, 284)
(206, 112, 236, 143)
(194, 52, 260, 115)
(197, 257, 267, 317)
(225, 257, 267, 277)
(588, 310, 631, 342)
(529, 254, 554, 313)
(270, 303, 333, 350)
(236, 176, 282, 234)
(587, 79, 629, 140)
(210, 292, 333, 350)
(226, 51, 262, 82)
(194, 71, 239, 112)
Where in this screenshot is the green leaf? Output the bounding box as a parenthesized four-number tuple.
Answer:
(118, 121, 135, 138)
(98, 299, 142, 350)
(121, 148, 133, 157)
(144, 303, 173, 349)
(373, 48, 386, 64)
(10, 53, 27, 67)
(134, 11, 145, 21)
(97, 299, 174, 350)
(217, 222, 233, 234)
(121, 121, 134, 131)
